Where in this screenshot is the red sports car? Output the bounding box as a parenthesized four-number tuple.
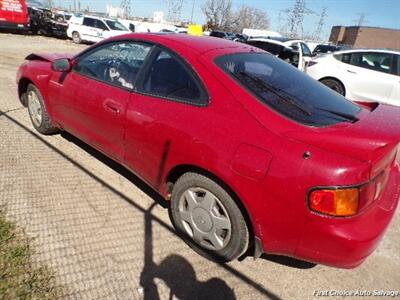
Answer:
(16, 33, 400, 268)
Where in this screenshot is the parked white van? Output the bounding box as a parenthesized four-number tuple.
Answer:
(67, 15, 130, 44)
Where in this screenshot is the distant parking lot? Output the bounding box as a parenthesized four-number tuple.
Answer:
(0, 33, 399, 299)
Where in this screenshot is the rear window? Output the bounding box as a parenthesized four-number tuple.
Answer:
(215, 52, 361, 127)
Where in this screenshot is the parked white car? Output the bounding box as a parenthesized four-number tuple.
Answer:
(67, 15, 130, 44)
(306, 49, 400, 105)
(246, 37, 312, 71)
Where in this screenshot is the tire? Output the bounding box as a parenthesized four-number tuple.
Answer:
(72, 31, 81, 44)
(170, 172, 249, 262)
(26, 84, 58, 135)
(320, 78, 345, 96)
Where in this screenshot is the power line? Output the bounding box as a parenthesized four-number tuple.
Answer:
(121, 0, 131, 18)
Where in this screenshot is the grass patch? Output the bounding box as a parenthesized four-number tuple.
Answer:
(0, 210, 62, 299)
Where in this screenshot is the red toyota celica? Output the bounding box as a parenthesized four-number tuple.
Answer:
(16, 33, 400, 268)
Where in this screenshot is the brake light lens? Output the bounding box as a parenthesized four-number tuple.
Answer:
(309, 188, 359, 217)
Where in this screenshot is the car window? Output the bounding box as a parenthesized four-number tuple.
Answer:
(301, 43, 312, 57)
(74, 42, 152, 89)
(140, 50, 207, 105)
(105, 20, 127, 31)
(95, 20, 108, 31)
(83, 17, 96, 28)
(216, 52, 361, 127)
(289, 43, 299, 52)
(397, 55, 400, 75)
(247, 41, 284, 55)
(349, 52, 393, 74)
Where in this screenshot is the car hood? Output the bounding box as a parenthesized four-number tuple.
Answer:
(284, 104, 400, 163)
(25, 53, 74, 62)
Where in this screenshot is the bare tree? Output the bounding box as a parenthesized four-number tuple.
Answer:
(167, 0, 185, 23)
(232, 5, 269, 33)
(202, 0, 233, 31)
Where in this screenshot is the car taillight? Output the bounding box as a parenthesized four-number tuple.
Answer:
(307, 61, 318, 67)
(309, 188, 359, 217)
(359, 171, 389, 210)
(309, 171, 389, 217)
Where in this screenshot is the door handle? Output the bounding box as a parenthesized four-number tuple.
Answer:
(347, 70, 357, 74)
(104, 100, 122, 114)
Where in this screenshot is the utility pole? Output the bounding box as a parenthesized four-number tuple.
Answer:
(313, 7, 327, 41)
(121, 0, 132, 19)
(355, 13, 368, 26)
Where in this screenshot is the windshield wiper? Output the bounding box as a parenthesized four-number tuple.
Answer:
(316, 107, 359, 123)
(238, 71, 312, 116)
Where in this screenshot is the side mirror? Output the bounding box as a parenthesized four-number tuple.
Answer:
(52, 58, 72, 72)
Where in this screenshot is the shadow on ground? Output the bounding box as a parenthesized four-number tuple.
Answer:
(1, 109, 315, 299)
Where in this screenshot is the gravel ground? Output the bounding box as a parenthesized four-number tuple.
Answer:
(0, 33, 399, 300)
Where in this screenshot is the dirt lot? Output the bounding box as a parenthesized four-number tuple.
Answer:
(0, 33, 399, 300)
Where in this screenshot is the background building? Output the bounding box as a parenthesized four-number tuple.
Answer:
(329, 26, 400, 50)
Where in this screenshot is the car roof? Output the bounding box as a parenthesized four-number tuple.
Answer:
(335, 48, 400, 55)
(71, 14, 117, 22)
(110, 33, 253, 54)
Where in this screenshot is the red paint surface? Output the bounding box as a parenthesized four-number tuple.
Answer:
(17, 34, 400, 268)
(0, 0, 29, 28)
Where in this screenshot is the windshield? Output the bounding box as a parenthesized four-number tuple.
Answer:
(105, 20, 127, 31)
(215, 52, 361, 127)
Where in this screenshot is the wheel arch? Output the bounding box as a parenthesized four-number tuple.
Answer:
(18, 77, 34, 106)
(166, 164, 255, 245)
(319, 76, 346, 96)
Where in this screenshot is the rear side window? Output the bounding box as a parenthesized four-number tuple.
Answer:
(216, 52, 361, 127)
(83, 17, 95, 27)
(349, 52, 393, 74)
(397, 55, 400, 75)
(139, 50, 207, 105)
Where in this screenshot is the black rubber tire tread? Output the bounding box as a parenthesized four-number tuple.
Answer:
(27, 84, 58, 135)
(320, 78, 345, 96)
(170, 172, 249, 262)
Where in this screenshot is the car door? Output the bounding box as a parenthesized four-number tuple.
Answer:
(93, 19, 110, 40)
(123, 48, 209, 185)
(48, 41, 152, 161)
(81, 17, 104, 42)
(300, 42, 312, 71)
(341, 52, 395, 103)
(288, 42, 303, 70)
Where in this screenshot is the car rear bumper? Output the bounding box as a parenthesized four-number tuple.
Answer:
(293, 165, 400, 268)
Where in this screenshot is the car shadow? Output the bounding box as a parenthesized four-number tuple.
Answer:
(140, 204, 236, 299)
(61, 131, 169, 208)
(260, 254, 316, 269)
(1, 111, 284, 299)
(61, 131, 317, 273)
